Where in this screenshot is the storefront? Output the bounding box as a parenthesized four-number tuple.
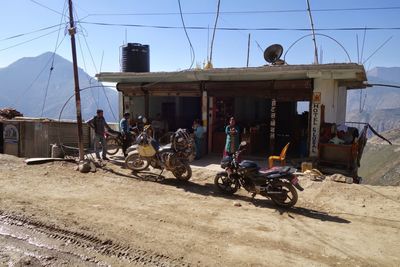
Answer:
(97, 63, 367, 158)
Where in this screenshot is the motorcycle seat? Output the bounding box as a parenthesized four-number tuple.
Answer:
(259, 166, 295, 178)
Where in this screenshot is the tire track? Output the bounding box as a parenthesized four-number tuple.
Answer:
(0, 210, 189, 266)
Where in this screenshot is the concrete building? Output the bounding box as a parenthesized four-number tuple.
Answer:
(97, 63, 367, 159)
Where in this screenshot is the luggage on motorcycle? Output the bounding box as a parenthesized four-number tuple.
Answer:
(238, 160, 260, 173)
(138, 144, 156, 157)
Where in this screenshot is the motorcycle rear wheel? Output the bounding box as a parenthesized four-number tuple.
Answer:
(106, 136, 120, 155)
(172, 161, 192, 181)
(125, 152, 150, 171)
(214, 172, 239, 195)
(269, 181, 298, 208)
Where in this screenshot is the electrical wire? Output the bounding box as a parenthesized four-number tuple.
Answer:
(85, 6, 400, 17)
(40, 0, 68, 117)
(78, 21, 400, 32)
(177, 0, 195, 69)
(28, 0, 67, 17)
(0, 28, 60, 52)
(209, 0, 221, 64)
(0, 24, 64, 42)
(74, 8, 117, 121)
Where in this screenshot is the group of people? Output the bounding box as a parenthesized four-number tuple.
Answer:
(87, 109, 241, 161)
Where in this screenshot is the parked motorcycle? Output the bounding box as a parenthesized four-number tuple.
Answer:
(214, 141, 304, 208)
(125, 127, 194, 181)
(105, 127, 140, 155)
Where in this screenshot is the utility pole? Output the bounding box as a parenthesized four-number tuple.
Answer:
(68, 0, 84, 160)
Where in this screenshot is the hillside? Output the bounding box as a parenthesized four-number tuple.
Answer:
(0, 52, 118, 122)
(359, 128, 400, 186)
(347, 67, 400, 132)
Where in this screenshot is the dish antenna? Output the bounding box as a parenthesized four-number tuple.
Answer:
(264, 44, 285, 65)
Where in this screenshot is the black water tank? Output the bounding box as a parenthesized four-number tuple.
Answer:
(121, 43, 150, 72)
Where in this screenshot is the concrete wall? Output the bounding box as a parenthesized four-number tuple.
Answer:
(313, 78, 346, 124)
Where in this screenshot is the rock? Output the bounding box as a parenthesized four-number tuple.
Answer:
(233, 202, 242, 207)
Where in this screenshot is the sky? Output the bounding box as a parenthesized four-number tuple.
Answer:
(0, 0, 399, 77)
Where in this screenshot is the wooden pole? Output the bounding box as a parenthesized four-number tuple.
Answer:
(306, 0, 319, 64)
(68, 0, 84, 160)
(246, 33, 251, 67)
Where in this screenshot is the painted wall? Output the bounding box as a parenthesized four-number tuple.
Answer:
(313, 78, 347, 124)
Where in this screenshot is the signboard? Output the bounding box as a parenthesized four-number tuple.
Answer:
(310, 93, 321, 157)
(270, 99, 276, 139)
(3, 124, 19, 144)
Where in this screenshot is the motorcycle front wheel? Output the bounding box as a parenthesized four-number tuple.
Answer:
(106, 136, 120, 155)
(214, 172, 239, 195)
(269, 181, 298, 208)
(172, 161, 192, 181)
(125, 152, 150, 171)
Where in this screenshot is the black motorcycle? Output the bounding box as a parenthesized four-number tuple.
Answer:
(125, 127, 193, 181)
(214, 141, 304, 208)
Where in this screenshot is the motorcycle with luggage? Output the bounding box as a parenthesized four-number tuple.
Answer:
(125, 126, 194, 181)
(215, 141, 304, 207)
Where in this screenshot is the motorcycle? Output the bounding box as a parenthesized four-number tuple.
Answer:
(105, 127, 140, 156)
(125, 127, 194, 181)
(214, 141, 304, 208)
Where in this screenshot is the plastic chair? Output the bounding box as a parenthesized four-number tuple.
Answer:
(268, 142, 290, 168)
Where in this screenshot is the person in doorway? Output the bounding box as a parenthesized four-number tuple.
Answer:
(192, 119, 204, 160)
(87, 109, 113, 160)
(120, 112, 132, 157)
(224, 117, 240, 155)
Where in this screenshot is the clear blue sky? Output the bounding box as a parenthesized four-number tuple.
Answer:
(1, 0, 399, 76)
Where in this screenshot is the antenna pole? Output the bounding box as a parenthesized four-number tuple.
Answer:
(246, 33, 251, 67)
(68, 0, 85, 161)
(306, 0, 319, 64)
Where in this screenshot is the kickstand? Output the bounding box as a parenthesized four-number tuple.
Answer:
(251, 193, 256, 201)
(157, 169, 164, 181)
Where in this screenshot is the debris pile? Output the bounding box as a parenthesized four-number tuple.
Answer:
(0, 108, 23, 120)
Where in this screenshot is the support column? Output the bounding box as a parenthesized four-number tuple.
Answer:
(208, 96, 214, 153)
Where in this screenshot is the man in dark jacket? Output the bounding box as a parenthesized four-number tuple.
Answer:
(87, 109, 113, 160)
(120, 112, 132, 157)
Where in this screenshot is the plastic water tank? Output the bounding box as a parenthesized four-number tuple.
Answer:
(121, 43, 150, 72)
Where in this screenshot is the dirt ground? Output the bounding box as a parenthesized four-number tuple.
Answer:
(0, 154, 399, 267)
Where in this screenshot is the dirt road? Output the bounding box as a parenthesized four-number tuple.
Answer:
(0, 154, 399, 266)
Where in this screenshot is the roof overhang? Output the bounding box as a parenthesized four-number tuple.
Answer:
(96, 63, 367, 90)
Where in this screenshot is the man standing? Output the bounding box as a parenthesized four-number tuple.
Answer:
(120, 112, 132, 157)
(87, 109, 113, 160)
(192, 119, 204, 160)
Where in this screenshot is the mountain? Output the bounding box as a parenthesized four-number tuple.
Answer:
(347, 67, 400, 133)
(0, 52, 118, 122)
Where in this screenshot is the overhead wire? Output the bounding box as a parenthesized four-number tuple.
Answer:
(74, 8, 117, 121)
(177, 0, 195, 69)
(28, 0, 67, 17)
(85, 6, 400, 17)
(78, 21, 400, 32)
(0, 24, 64, 42)
(0, 28, 61, 52)
(40, 0, 69, 117)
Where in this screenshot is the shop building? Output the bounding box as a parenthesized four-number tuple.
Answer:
(97, 63, 366, 158)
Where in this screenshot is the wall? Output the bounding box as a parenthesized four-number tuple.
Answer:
(313, 78, 346, 124)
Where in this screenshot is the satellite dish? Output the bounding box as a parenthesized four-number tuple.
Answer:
(264, 44, 284, 64)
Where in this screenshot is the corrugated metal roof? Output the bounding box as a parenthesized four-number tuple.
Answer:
(96, 63, 367, 85)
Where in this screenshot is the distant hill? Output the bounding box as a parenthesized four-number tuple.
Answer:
(0, 52, 118, 122)
(347, 67, 400, 132)
(359, 128, 400, 186)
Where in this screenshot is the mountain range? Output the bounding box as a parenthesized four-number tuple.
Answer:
(0, 52, 399, 131)
(347, 67, 400, 132)
(0, 52, 118, 122)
